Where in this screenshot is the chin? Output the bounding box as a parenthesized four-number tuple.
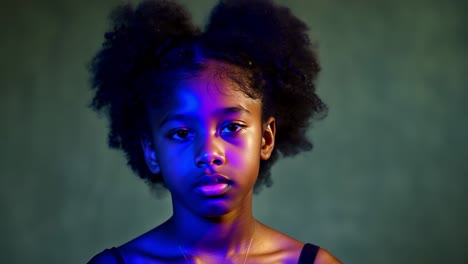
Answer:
(203, 203, 232, 217)
(193, 199, 237, 219)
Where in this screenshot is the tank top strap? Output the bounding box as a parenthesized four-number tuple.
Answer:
(297, 243, 320, 264)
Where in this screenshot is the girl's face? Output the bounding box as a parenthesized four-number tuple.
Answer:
(142, 62, 275, 218)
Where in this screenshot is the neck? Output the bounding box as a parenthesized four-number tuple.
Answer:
(168, 196, 256, 256)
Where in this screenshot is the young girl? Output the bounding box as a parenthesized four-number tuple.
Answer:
(88, 0, 341, 263)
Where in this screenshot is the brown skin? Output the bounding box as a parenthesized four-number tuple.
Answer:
(112, 220, 342, 263)
(89, 60, 342, 264)
(90, 225, 341, 264)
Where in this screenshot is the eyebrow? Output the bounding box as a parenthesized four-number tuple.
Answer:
(159, 105, 251, 127)
(217, 106, 251, 116)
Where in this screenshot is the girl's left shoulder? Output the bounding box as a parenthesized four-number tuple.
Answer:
(256, 222, 342, 264)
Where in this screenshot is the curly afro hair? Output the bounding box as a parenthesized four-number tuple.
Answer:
(89, 0, 327, 192)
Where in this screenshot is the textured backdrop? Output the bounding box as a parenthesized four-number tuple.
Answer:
(1, 0, 467, 263)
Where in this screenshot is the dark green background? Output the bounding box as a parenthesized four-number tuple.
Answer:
(1, 0, 467, 263)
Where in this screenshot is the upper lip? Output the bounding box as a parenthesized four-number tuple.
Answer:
(193, 173, 232, 187)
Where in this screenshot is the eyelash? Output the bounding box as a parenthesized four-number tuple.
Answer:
(166, 123, 246, 141)
(167, 128, 194, 141)
(220, 123, 246, 134)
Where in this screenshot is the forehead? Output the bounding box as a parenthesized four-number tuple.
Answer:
(145, 61, 261, 123)
(163, 74, 258, 113)
(149, 59, 257, 107)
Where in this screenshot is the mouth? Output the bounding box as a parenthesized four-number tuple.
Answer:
(194, 174, 232, 197)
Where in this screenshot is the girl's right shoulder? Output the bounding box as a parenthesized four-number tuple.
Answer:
(87, 248, 120, 264)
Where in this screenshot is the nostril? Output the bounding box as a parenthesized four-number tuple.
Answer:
(195, 153, 225, 167)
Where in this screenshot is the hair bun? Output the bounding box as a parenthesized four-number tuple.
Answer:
(90, 0, 199, 111)
(205, 0, 316, 71)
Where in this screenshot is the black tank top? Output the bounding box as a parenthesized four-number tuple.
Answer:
(104, 243, 319, 263)
(297, 243, 320, 263)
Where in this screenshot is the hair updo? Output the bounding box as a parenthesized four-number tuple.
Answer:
(89, 0, 327, 192)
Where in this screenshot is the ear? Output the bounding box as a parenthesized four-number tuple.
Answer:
(140, 134, 160, 174)
(260, 117, 276, 160)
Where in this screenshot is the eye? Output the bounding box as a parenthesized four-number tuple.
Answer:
(167, 129, 194, 141)
(220, 123, 245, 135)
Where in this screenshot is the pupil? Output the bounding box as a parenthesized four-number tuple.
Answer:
(178, 131, 187, 138)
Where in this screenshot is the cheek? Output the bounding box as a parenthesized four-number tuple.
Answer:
(155, 142, 194, 182)
(227, 132, 262, 172)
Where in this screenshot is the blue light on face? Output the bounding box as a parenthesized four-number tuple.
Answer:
(143, 60, 264, 219)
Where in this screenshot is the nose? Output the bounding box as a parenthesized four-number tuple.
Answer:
(194, 135, 225, 168)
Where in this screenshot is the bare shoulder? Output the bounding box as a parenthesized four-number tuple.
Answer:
(254, 222, 304, 263)
(116, 222, 182, 262)
(315, 248, 343, 264)
(87, 249, 118, 264)
(256, 222, 342, 264)
(87, 223, 170, 264)
(256, 221, 304, 248)
(120, 222, 172, 253)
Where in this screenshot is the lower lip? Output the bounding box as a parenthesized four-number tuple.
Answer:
(196, 183, 231, 196)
